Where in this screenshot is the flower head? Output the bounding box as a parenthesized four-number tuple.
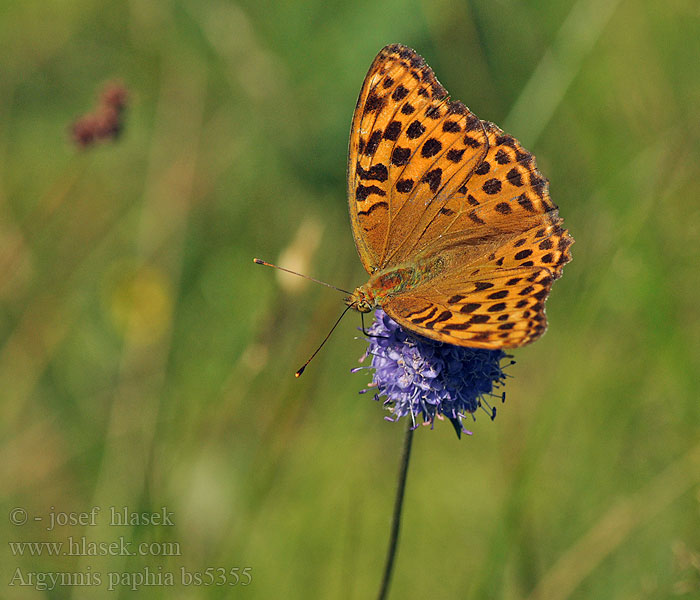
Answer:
(71, 81, 128, 149)
(355, 309, 511, 437)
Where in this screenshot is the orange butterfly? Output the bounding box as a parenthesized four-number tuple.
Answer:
(344, 44, 573, 348)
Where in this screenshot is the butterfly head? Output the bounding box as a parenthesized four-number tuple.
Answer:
(345, 286, 375, 313)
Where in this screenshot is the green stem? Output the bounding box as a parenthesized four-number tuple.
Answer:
(377, 422, 414, 600)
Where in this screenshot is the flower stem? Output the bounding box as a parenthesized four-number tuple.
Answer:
(377, 422, 414, 600)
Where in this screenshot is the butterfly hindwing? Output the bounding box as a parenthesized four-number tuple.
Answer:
(382, 220, 573, 348)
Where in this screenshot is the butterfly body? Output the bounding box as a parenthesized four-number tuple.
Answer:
(347, 256, 446, 312)
(346, 44, 573, 349)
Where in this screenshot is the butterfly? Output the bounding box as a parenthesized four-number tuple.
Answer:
(344, 44, 573, 348)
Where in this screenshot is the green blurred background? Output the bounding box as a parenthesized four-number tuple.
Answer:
(1, 0, 699, 598)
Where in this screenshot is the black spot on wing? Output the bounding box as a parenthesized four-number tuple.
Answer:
(468, 210, 485, 224)
(357, 163, 388, 182)
(421, 168, 442, 193)
(515, 249, 533, 260)
(421, 138, 442, 158)
(460, 303, 481, 313)
(483, 178, 502, 194)
(391, 147, 411, 166)
(364, 93, 386, 113)
(396, 178, 414, 193)
(424, 310, 452, 329)
(494, 149, 510, 164)
(475, 161, 490, 175)
(444, 322, 470, 331)
(364, 130, 382, 156)
(356, 185, 387, 203)
(447, 149, 465, 163)
(464, 135, 482, 148)
(465, 115, 480, 131)
(495, 202, 511, 214)
(506, 168, 523, 186)
(447, 101, 468, 115)
(411, 306, 438, 324)
(518, 194, 536, 212)
(392, 85, 409, 101)
(488, 290, 508, 299)
(406, 121, 425, 139)
(384, 121, 402, 141)
(469, 314, 489, 324)
(357, 200, 388, 216)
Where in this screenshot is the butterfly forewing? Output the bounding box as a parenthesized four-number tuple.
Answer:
(412, 121, 560, 255)
(348, 44, 488, 271)
(348, 44, 573, 349)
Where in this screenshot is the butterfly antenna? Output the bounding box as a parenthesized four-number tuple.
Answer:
(253, 258, 351, 295)
(295, 304, 354, 377)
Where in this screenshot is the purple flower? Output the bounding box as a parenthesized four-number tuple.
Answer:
(354, 309, 511, 437)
